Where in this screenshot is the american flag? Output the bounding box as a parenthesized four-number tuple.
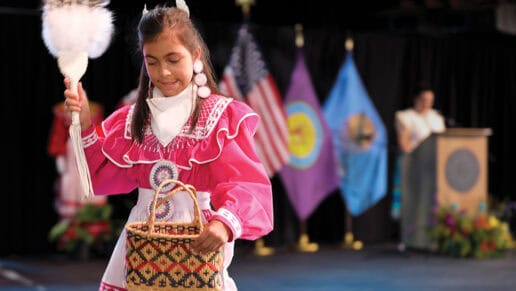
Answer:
(219, 24, 289, 177)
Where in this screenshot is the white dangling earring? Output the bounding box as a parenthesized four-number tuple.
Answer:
(193, 59, 210, 99)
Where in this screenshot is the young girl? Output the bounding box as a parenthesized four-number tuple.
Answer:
(63, 3, 273, 290)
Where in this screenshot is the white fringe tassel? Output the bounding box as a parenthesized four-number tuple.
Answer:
(69, 78, 94, 200)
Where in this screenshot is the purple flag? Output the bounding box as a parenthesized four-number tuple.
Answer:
(279, 49, 340, 221)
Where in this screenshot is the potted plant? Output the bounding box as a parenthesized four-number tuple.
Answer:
(429, 203, 513, 259)
(49, 203, 114, 260)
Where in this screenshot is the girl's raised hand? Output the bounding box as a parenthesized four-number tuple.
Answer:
(63, 78, 92, 130)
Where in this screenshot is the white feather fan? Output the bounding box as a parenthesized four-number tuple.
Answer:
(41, 0, 114, 199)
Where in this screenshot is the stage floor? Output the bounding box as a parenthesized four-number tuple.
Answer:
(1, 243, 515, 290)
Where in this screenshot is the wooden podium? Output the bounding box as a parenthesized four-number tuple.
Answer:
(400, 128, 492, 249)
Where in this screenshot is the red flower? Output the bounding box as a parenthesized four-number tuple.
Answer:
(83, 221, 109, 237)
(474, 215, 486, 229)
(63, 227, 77, 239)
(480, 240, 489, 252)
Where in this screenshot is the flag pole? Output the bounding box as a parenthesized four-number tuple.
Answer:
(291, 23, 318, 253)
(341, 35, 363, 251)
(234, 0, 273, 257)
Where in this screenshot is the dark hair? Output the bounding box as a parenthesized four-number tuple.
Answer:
(131, 6, 218, 143)
(411, 81, 433, 100)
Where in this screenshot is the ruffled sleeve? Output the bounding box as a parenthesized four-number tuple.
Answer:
(81, 105, 138, 195)
(188, 99, 273, 241)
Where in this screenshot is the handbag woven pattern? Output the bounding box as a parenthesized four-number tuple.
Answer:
(125, 179, 224, 290)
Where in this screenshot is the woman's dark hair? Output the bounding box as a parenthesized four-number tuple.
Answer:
(131, 6, 218, 143)
(411, 81, 433, 100)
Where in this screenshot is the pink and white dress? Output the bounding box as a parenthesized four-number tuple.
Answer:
(80, 88, 273, 291)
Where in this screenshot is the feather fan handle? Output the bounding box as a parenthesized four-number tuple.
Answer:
(176, 0, 190, 17)
(41, 0, 114, 199)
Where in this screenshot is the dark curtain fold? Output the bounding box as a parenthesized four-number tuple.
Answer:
(2, 10, 515, 256)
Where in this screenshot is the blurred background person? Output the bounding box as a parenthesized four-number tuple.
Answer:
(392, 82, 446, 251)
(47, 100, 108, 221)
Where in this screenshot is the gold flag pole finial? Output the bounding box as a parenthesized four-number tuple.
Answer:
(345, 37, 354, 52)
(294, 23, 304, 48)
(295, 220, 319, 253)
(236, 0, 255, 18)
(254, 238, 275, 256)
(342, 210, 363, 251)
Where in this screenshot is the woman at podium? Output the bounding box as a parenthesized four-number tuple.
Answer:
(392, 83, 446, 251)
(395, 84, 446, 154)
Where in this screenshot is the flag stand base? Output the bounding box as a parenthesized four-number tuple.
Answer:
(295, 233, 319, 253)
(253, 238, 275, 256)
(342, 232, 363, 250)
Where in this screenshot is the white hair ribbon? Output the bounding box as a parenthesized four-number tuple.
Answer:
(176, 0, 190, 17)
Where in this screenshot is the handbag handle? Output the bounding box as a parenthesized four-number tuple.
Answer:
(146, 179, 203, 236)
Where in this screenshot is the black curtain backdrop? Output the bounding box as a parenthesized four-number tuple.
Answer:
(2, 4, 516, 256)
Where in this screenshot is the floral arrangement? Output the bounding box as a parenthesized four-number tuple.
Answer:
(49, 203, 114, 255)
(429, 203, 513, 259)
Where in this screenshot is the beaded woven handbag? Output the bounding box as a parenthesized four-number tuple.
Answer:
(125, 179, 223, 290)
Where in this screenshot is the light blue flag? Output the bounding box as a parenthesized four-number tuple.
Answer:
(323, 51, 388, 216)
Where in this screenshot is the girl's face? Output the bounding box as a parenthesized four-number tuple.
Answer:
(143, 28, 199, 97)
